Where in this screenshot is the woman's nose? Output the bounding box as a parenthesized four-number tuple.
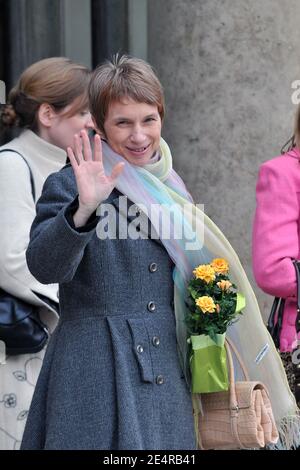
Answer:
(130, 126, 146, 142)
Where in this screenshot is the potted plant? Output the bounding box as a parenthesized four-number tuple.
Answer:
(186, 258, 245, 394)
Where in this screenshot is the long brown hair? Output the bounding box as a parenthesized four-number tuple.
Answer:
(0, 57, 91, 133)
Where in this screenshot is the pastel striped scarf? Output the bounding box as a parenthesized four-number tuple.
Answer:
(101, 138, 300, 449)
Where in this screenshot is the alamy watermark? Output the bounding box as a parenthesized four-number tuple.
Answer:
(292, 340, 300, 365)
(96, 197, 205, 251)
(291, 80, 300, 105)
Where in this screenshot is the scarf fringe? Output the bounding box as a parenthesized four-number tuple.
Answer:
(268, 412, 300, 450)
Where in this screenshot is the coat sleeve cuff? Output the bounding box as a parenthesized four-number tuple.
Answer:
(64, 196, 100, 233)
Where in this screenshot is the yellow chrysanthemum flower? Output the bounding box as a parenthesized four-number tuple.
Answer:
(193, 264, 216, 283)
(195, 296, 217, 313)
(217, 280, 232, 291)
(211, 258, 229, 275)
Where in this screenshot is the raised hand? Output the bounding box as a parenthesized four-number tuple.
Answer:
(67, 130, 124, 227)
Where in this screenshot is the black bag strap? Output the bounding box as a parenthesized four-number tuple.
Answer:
(267, 260, 300, 347)
(292, 259, 300, 333)
(0, 148, 36, 202)
(267, 296, 285, 349)
(267, 297, 282, 330)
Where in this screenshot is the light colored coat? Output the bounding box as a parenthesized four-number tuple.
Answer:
(252, 147, 300, 352)
(0, 130, 66, 308)
(0, 130, 66, 449)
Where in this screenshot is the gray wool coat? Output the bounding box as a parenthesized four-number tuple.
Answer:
(20, 164, 196, 450)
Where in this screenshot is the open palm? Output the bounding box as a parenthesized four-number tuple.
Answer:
(67, 130, 124, 214)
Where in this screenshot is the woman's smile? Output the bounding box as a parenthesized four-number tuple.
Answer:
(125, 143, 151, 156)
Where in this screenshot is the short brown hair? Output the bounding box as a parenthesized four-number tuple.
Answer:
(89, 55, 165, 134)
(1, 57, 91, 131)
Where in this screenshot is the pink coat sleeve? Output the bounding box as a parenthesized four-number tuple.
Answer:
(252, 160, 299, 298)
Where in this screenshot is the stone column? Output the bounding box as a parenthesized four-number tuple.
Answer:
(4, 0, 64, 90)
(148, 0, 300, 318)
(92, 0, 129, 66)
(2, 0, 92, 91)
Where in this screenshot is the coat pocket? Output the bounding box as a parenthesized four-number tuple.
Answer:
(127, 318, 154, 383)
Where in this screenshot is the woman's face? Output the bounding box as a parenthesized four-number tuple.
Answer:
(39, 100, 95, 150)
(103, 98, 162, 166)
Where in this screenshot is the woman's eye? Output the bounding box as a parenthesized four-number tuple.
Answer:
(145, 117, 156, 122)
(80, 110, 90, 116)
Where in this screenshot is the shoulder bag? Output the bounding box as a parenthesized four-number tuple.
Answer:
(196, 337, 279, 449)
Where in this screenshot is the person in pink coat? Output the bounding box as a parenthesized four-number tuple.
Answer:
(253, 144, 300, 350)
(253, 125, 300, 405)
(252, 138, 300, 352)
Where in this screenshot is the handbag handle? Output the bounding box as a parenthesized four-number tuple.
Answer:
(267, 297, 283, 331)
(224, 338, 250, 412)
(225, 336, 249, 381)
(266, 259, 300, 348)
(267, 297, 285, 349)
(292, 259, 300, 333)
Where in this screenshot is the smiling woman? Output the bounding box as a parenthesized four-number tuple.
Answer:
(20, 55, 197, 451)
(20, 55, 300, 451)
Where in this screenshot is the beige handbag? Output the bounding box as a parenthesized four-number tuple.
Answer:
(197, 337, 279, 449)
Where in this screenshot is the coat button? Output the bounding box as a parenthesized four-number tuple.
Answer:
(152, 336, 160, 347)
(147, 301, 156, 312)
(136, 345, 144, 354)
(156, 375, 164, 385)
(149, 262, 158, 273)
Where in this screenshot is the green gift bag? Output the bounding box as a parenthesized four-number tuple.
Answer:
(189, 333, 229, 394)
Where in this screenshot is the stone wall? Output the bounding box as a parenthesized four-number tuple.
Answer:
(148, 0, 300, 318)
